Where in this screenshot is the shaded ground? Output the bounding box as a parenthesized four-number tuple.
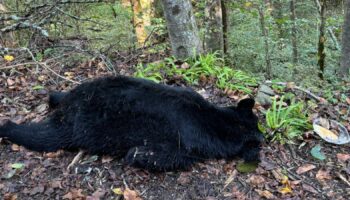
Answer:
(0, 61, 350, 200)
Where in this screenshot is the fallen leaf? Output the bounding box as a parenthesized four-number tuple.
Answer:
(310, 144, 326, 160)
(7, 78, 15, 86)
(247, 175, 265, 186)
(237, 161, 258, 173)
(87, 189, 106, 200)
(279, 186, 292, 194)
(346, 97, 350, 105)
(337, 153, 350, 162)
(63, 189, 85, 200)
(3, 193, 17, 200)
(11, 163, 25, 169)
(177, 172, 191, 185)
(271, 169, 284, 181)
(313, 124, 338, 140)
(123, 188, 142, 200)
(223, 170, 237, 190)
(296, 164, 316, 174)
(30, 185, 45, 195)
(35, 104, 48, 113)
(180, 62, 190, 69)
(316, 169, 331, 182)
(255, 189, 275, 199)
(112, 188, 123, 195)
(11, 144, 20, 151)
(302, 183, 318, 194)
(4, 55, 15, 62)
(102, 156, 113, 163)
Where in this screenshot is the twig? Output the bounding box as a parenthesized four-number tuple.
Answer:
(336, 172, 350, 187)
(264, 80, 324, 102)
(67, 150, 85, 171)
(0, 61, 81, 84)
(327, 28, 340, 50)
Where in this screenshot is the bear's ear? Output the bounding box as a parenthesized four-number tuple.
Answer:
(237, 98, 255, 110)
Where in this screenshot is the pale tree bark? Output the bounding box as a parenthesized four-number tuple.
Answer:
(123, 0, 153, 46)
(290, 0, 298, 65)
(161, 0, 202, 59)
(340, 0, 350, 77)
(204, 0, 224, 55)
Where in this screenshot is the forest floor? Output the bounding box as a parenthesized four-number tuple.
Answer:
(0, 58, 350, 200)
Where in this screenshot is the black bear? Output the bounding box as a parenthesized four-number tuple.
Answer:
(0, 76, 263, 171)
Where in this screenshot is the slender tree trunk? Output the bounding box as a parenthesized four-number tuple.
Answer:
(258, 3, 272, 79)
(221, 0, 230, 55)
(340, 0, 350, 77)
(130, 0, 153, 46)
(271, 0, 285, 46)
(317, 0, 326, 79)
(161, 0, 202, 59)
(290, 0, 298, 65)
(204, 0, 224, 56)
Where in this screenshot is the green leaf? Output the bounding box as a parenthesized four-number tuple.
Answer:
(310, 144, 326, 160)
(11, 163, 25, 169)
(32, 85, 44, 90)
(236, 161, 259, 173)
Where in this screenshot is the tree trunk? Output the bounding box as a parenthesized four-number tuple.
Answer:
(130, 0, 153, 46)
(271, 0, 285, 45)
(161, 0, 202, 59)
(317, 0, 326, 79)
(290, 0, 298, 65)
(258, 3, 272, 79)
(204, 0, 224, 56)
(221, 0, 230, 55)
(340, 0, 350, 77)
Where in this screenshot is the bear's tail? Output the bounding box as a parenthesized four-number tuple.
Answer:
(0, 120, 70, 152)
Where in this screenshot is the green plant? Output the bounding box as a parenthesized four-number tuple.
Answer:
(134, 53, 258, 93)
(265, 96, 312, 143)
(134, 63, 163, 83)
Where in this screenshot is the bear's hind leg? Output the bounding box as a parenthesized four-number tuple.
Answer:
(124, 144, 196, 171)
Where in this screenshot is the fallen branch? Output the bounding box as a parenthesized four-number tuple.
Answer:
(0, 61, 81, 84)
(264, 80, 325, 103)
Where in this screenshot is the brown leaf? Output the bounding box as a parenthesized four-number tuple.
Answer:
(296, 164, 316, 174)
(231, 186, 247, 200)
(6, 78, 15, 86)
(316, 169, 331, 182)
(11, 144, 20, 151)
(50, 180, 62, 189)
(102, 156, 113, 163)
(123, 188, 142, 200)
(180, 62, 190, 69)
(255, 189, 275, 199)
(302, 183, 318, 194)
(45, 150, 64, 158)
(87, 189, 106, 200)
(30, 185, 45, 195)
(3, 193, 17, 200)
(346, 97, 350, 105)
(63, 189, 85, 200)
(247, 175, 265, 186)
(177, 172, 191, 185)
(337, 153, 350, 162)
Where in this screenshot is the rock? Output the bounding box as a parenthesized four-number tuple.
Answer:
(255, 85, 275, 106)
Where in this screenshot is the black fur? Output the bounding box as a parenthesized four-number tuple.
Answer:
(0, 76, 263, 171)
